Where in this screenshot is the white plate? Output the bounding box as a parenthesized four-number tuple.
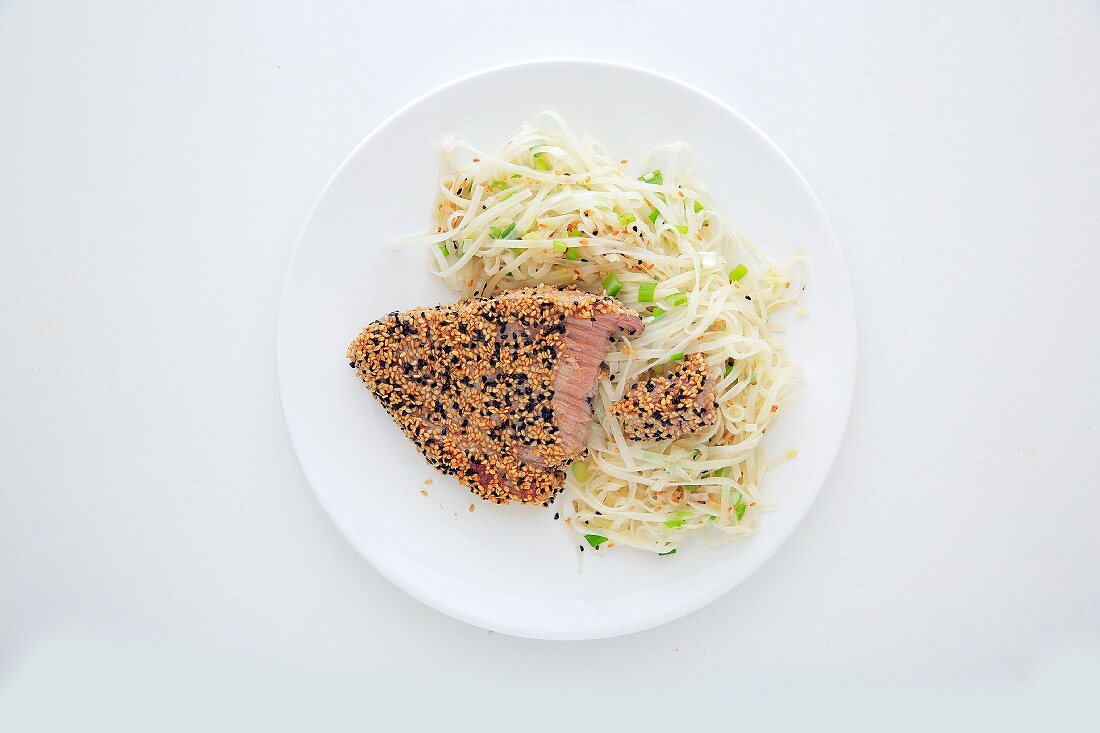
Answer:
(278, 59, 855, 640)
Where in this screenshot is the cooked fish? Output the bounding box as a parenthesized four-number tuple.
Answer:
(608, 352, 718, 441)
(347, 286, 642, 504)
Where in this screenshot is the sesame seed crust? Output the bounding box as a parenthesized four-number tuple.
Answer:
(608, 353, 718, 441)
(347, 285, 641, 505)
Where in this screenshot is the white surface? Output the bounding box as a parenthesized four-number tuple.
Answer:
(278, 60, 855, 639)
(1, 0, 1098, 723)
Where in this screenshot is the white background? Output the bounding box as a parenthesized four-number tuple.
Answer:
(1, 0, 1098, 728)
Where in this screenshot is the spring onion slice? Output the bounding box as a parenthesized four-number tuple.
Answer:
(602, 272, 623, 296)
(638, 282, 657, 302)
(667, 291, 688, 307)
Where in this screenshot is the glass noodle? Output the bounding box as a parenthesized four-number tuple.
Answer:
(399, 112, 806, 554)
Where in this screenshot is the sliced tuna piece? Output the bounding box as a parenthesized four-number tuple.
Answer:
(347, 286, 642, 504)
(608, 352, 718, 441)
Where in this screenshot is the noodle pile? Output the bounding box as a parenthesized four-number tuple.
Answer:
(401, 112, 805, 554)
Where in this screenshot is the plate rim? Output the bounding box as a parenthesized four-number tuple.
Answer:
(277, 57, 857, 640)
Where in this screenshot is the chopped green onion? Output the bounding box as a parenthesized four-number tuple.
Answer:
(488, 226, 501, 239)
(735, 502, 747, 521)
(728, 264, 748, 282)
(490, 180, 507, 191)
(638, 169, 663, 185)
(692, 448, 701, 459)
(675, 224, 689, 234)
(571, 460, 589, 481)
(566, 247, 580, 261)
(553, 240, 568, 253)
(637, 282, 657, 302)
(584, 534, 608, 548)
(510, 173, 522, 178)
(713, 467, 725, 477)
(619, 214, 636, 226)
(659, 548, 677, 556)
(708, 515, 717, 521)
(675, 509, 692, 518)
(647, 209, 660, 224)
(568, 229, 584, 237)
(731, 378, 739, 386)
(650, 306, 666, 319)
(669, 353, 684, 362)
(664, 518, 685, 528)
(693, 201, 704, 213)
(724, 363, 735, 377)
(500, 223, 516, 239)
(602, 273, 623, 297)
(533, 152, 551, 171)
(500, 191, 516, 201)
(437, 242, 450, 256)
(511, 248, 524, 257)
(667, 291, 688, 307)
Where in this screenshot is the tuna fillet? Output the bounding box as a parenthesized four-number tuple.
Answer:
(347, 286, 642, 504)
(608, 352, 718, 441)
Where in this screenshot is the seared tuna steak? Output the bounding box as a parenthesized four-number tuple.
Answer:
(347, 286, 642, 504)
(608, 352, 718, 441)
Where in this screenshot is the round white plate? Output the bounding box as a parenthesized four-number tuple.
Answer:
(278, 59, 855, 640)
